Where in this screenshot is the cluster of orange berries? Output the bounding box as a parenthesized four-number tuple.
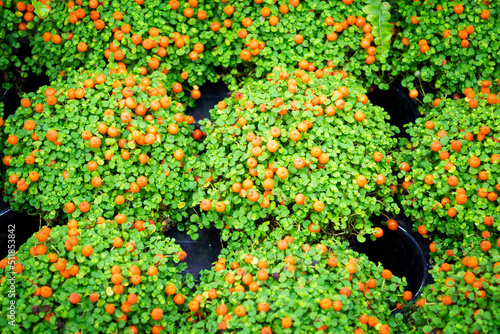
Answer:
(240, 39, 266, 61)
(13, 0, 39, 31)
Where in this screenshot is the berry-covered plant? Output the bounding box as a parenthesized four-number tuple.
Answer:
(0, 102, 4, 153)
(392, 0, 500, 99)
(183, 234, 410, 333)
(411, 234, 500, 333)
(0, 102, 4, 194)
(192, 66, 400, 241)
(0, 0, 26, 89)
(209, 0, 394, 89)
(2, 68, 203, 227)
(13, 0, 398, 95)
(24, 0, 219, 105)
(396, 95, 500, 236)
(0, 214, 193, 333)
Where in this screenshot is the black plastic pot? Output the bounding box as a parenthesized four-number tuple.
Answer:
(1, 88, 19, 117)
(186, 80, 229, 124)
(0, 205, 40, 259)
(0, 37, 49, 117)
(164, 224, 223, 281)
(0, 68, 49, 261)
(157, 81, 229, 280)
(1, 74, 50, 118)
(351, 212, 432, 299)
(368, 82, 421, 139)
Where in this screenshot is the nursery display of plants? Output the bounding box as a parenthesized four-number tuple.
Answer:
(0, 0, 499, 333)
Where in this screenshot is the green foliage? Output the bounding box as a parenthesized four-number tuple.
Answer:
(31, 0, 49, 19)
(411, 235, 500, 333)
(362, 0, 392, 60)
(25, 0, 219, 106)
(184, 234, 409, 333)
(3, 0, 399, 98)
(391, 0, 500, 97)
(0, 0, 24, 89)
(191, 67, 400, 241)
(0, 218, 192, 333)
(396, 96, 500, 236)
(2, 68, 202, 226)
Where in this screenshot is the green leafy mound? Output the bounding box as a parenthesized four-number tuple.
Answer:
(411, 234, 500, 333)
(2, 68, 202, 226)
(7, 0, 397, 97)
(0, 218, 193, 333)
(396, 97, 500, 236)
(0, 102, 4, 160)
(25, 0, 219, 105)
(192, 67, 400, 241)
(0, 0, 25, 89)
(185, 234, 410, 333)
(205, 0, 393, 89)
(392, 0, 500, 97)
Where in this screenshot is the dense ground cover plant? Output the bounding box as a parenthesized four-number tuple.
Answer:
(411, 234, 500, 333)
(0, 214, 193, 333)
(4, 0, 397, 97)
(0, 0, 22, 82)
(23, 0, 218, 105)
(183, 234, 410, 333)
(396, 94, 500, 236)
(192, 67, 400, 241)
(0, 102, 4, 154)
(3, 1, 500, 333)
(0, 0, 25, 89)
(209, 0, 394, 89)
(392, 0, 500, 99)
(2, 68, 203, 227)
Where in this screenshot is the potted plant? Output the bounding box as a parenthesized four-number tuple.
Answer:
(391, 0, 500, 99)
(191, 66, 400, 242)
(411, 233, 500, 333)
(1, 67, 202, 227)
(181, 232, 411, 333)
(205, 0, 394, 90)
(0, 213, 193, 333)
(395, 93, 500, 236)
(22, 0, 218, 106)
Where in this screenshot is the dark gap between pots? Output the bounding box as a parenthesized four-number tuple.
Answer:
(0, 207, 40, 259)
(186, 79, 229, 125)
(164, 80, 228, 281)
(350, 211, 433, 301)
(368, 82, 422, 139)
(164, 224, 223, 282)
